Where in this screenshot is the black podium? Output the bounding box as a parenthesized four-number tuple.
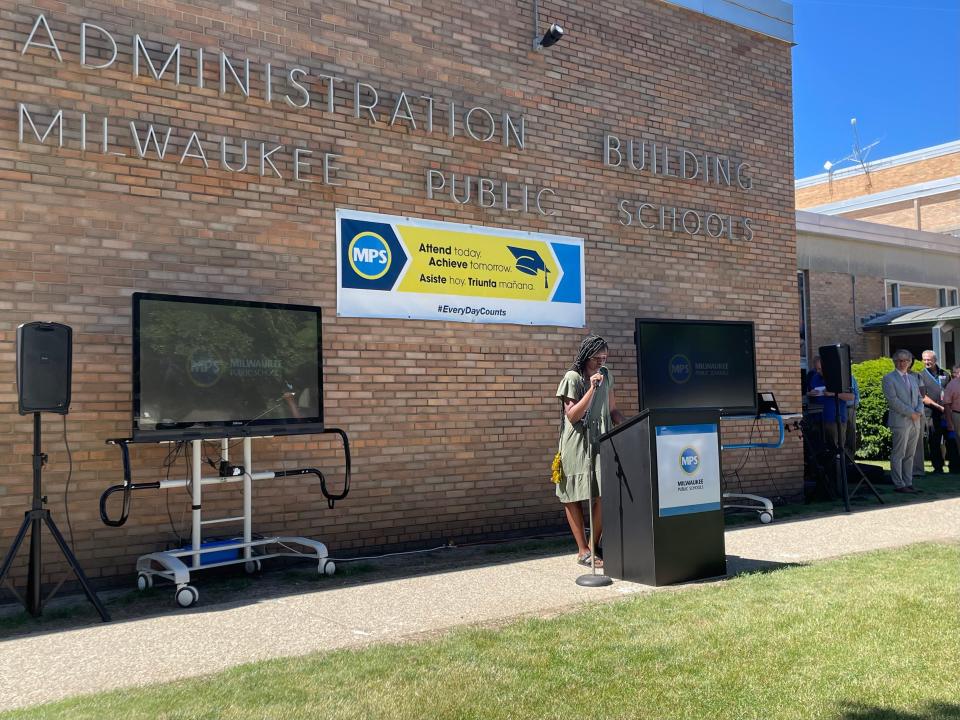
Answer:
(598, 408, 726, 586)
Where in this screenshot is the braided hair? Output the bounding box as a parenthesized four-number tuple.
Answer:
(570, 334, 608, 374)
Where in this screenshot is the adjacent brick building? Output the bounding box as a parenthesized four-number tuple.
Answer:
(796, 141, 960, 235)
(0, 0, 801, 586)
(797, 141, 960, 367)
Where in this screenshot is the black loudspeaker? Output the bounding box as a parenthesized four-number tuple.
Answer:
(16, 322, 72, 414)
(818, 343, 851, 394)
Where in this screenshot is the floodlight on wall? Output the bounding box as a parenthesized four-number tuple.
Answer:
(539, 23, 564, 48)
(532, 0, 564, 50)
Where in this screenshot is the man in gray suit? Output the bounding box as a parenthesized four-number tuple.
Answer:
(882, 349, 924, 493)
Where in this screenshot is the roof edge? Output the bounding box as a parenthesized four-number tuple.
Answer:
(795, 139, 960, 188)
(658, 0, 794, 44)
(796, 210, 960, 254)
(802, 175, 960, 215)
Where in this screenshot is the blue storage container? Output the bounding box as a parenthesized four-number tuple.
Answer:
(176, 538, 241, 565)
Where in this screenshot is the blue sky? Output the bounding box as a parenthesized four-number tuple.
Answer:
(792, 0, 960, 179)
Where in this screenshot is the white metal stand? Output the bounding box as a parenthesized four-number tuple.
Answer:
(719, 413, 802, 524)
(720, 491, 774, 524)
(132, 437, 335, 608)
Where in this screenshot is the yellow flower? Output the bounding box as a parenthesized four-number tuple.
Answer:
(551, 452, 563, 484)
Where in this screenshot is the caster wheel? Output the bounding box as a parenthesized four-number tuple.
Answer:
(319, 560, 336, 576)
(175, 585, 199, 608)
(137, 573, 153, 591)
(244, 559, 262, 574)
(759, 511, 773, 524)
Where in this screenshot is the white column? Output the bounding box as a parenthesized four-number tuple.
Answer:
(933, 324, 945, 368)
(192, 440, 202, 568)
(243, 437, 253, 559)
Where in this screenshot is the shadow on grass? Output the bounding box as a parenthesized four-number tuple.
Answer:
(841, 701, 960, 719)
(724, 554, 803, 577)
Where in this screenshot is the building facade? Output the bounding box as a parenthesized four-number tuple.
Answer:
(0, 0, 800, 583)
(797, 142, 960, 367)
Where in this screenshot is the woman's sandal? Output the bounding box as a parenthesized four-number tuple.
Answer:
(576, 551, 603, 568)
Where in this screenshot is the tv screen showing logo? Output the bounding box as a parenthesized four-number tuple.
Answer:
(636, 320, 756, 413)
(669, 354, 692, 384)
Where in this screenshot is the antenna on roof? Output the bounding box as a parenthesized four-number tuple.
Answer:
(822, 118, 881, 192)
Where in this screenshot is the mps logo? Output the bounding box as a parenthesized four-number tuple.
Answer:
(668, 354, 692, 384)
(187, 349, 223, 387)
(347, 231, 392, 280)
(679, 447, 700, 475)
(339, 218, 409, 291)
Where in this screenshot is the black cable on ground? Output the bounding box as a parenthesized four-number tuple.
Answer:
(325, 530, 571, 563)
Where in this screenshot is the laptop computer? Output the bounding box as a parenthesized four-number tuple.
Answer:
(757, 391, 780, 415)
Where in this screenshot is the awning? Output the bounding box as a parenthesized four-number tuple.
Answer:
(862, 305, 960, 331)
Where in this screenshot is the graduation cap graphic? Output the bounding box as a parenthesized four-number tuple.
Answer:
(507, 246, 550, 288)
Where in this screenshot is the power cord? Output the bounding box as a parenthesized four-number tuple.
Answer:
(721, 415, 761, 489)
(325, 544, 453, 563)
(160, 441, 187, 546)
(44, 415, 78, 605)
(722, 414, 798, 507)
(62, 414, 74, 548)
(324, 530, 573, 563)
(759, 444, 789, 501)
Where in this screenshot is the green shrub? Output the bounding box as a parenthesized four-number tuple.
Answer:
(852, 357, 923, 460)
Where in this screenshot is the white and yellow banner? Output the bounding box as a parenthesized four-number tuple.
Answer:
(336, 209, 585, 326)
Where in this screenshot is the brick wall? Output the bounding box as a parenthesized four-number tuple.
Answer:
(896, 284, 940, 308)
(796, 152, 960, 209)
(842, 203, 916, 230)
(916, 192, 960, 234)
(839, 193, 960, 234)
(807, 271, 884, 364)
(0, 0, 800, 584)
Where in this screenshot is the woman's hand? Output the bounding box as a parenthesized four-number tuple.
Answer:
(590, 372, 604, 388)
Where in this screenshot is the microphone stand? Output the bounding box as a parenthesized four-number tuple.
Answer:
(576, 375, 613, 588)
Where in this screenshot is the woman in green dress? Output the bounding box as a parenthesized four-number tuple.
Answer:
(556, 334, 624, 566)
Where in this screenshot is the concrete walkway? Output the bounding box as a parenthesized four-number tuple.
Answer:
(2, 497, 959, 711)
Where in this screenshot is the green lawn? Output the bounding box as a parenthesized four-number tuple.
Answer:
(5, 543, 959, 720)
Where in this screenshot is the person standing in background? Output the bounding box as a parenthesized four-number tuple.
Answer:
(911, 362, 926, 479)
(940, 365, 960, 470)
(807, 355, 853, 451)
(882, 349, 924, 493)
(917, 350, 958, 474)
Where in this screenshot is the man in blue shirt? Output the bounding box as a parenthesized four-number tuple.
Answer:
(808, 354, 855, 450)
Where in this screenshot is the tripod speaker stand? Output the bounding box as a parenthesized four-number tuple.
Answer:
(819, 342, 882, 512)
(0, 322, 109, 621)
(0, 414, 109, 621)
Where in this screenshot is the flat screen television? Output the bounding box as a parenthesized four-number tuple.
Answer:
(635, 318, 757, 415)
(133, 293, 323, 441)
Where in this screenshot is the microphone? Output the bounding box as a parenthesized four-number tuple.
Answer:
(592, 365, 608, 388)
